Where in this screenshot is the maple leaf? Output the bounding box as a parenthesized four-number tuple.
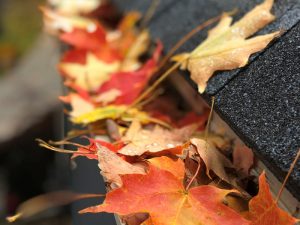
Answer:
(190, 138, 236, 186)
(172, 0, 279, 93)
(119, 121, 197, 156)
(60, 25, 106, 50)
(80, 156, 250, 225)
(60, 52, 120, 91)
(96, 42, 162, 105)
(248, 172, 299, 225)
(97, 145, 146, 188)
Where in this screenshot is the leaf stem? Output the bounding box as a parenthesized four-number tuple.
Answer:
(129, 60, 184, 109)
(204, 96, 215, 141)
(186, 97, 215, 190)
(157, 15, 223, 70)
(36, 139, 96, 156)
(49, 140, 90, 150)
(140, 0, 160, 28)
(276, 148, 300, 203)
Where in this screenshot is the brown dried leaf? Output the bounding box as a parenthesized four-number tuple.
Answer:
(97, 144, 146, 188)
(190, 138, 236, 186)
(119, 121, 197, 156)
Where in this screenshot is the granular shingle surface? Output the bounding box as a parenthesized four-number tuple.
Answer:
(215, 22, 300, 199)
(112, 0, 300, 199)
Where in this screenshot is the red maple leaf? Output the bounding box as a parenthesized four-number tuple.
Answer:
(80, 156, 250, 225)
(97, 42, 162, 105)
(60, 24, 106, 50)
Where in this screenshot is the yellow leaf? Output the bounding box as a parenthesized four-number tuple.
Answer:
(71, 105, 127, 124)
(120, 29, 151, 71)
(173, 0, 279, 93)
(60, 53, 120, 91)
(71, 105, 165, 126)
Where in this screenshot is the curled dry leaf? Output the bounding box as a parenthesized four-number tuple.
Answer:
(80, 156, 250, 225)
(248, 172, 299, 225)
(172, 0, 279, 93)
(190, 138, 236, 186)
(119, 121, 197, 156)
(184, 149, 213, 187)
(71, 137, 122, 160)
(97, 145, 146, 188)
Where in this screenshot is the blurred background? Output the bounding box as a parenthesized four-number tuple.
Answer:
(0, 0, 71, 224)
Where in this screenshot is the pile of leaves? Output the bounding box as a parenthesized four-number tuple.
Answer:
(7, 0, 299, 224)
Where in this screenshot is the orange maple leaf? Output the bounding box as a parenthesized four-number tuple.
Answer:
(80, 156, 250, 225)
(248, 172, 299, 225)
